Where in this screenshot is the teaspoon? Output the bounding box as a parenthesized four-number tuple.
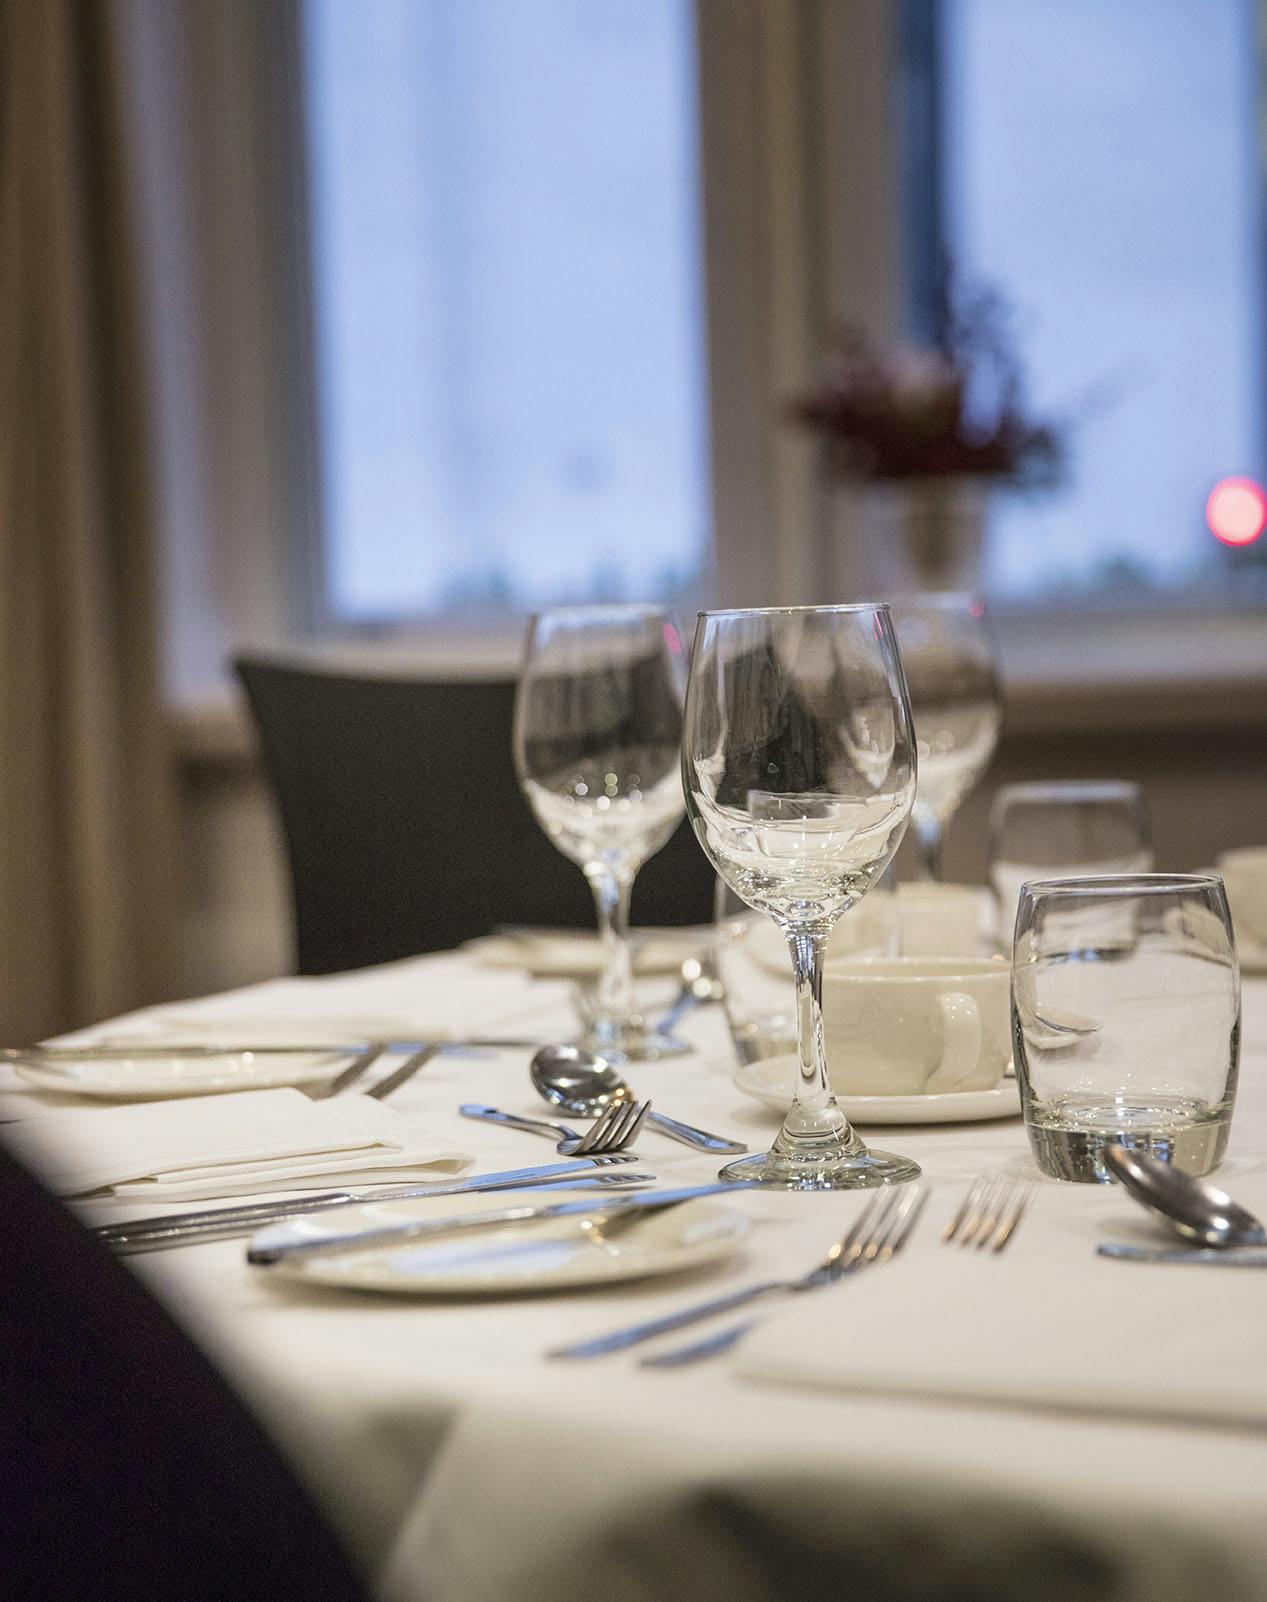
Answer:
(530, 1043, 748, 1155)
(1103, 1144, 1265, 1248)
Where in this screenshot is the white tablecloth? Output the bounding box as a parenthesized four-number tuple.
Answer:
(21, 951, 1267, 1602)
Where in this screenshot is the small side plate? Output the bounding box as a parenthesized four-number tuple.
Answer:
(735, 1055, 1021, 1124)
(11, 1048, 350, 1099)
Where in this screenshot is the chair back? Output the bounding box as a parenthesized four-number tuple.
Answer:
(235, 657, 713, 974)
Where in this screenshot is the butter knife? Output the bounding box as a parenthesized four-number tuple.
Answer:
(96, 1157, 648, 1253)
(1097, 1243, 1267, 1267)
(247, 1183, 740, 1267)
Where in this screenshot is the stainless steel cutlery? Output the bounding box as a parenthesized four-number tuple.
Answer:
(549, 1184, 926, 1363)
(246, 1182, 742, 1268)
(941, 1176, 1034, 1252)
(1097, 1243, 1267, 1266)
(94, 1157, 652, 1253)
(460, 1101, 650, 1154)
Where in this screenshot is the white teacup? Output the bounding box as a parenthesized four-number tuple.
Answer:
(1218, 848, 1267, 946)
(822, 955, 1010, 1096)
(894, 882, 983, 957)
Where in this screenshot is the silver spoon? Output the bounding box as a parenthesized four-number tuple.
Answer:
(530, 1043, 748, 1155)
(1103, 1144, 1266, 1247)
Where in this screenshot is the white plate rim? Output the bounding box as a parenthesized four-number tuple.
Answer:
(734, 1057, 1020, 1124)
(262, 1195, 750, 1296)
(11, 1050, 347, 1099)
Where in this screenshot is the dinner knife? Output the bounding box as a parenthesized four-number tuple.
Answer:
(3, 1038, 544, 1060)
(1097, 1242, 1267, 1267)
(246, 1183, 742, 1267)
(95, 1157, 648, 1253)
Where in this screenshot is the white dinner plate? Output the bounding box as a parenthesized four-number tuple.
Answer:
(254, 1190, 750, 1296)
(735, 1055, 1021, 1124)
(11, 1047, 351, 1099)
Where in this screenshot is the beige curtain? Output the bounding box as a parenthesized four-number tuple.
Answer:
(0, 0, 179, 1041)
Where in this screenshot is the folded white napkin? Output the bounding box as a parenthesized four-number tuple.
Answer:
(50, 952, 569, 1051)
(3, 1088, 472, 1200)
(735, 1247, 1267, 1428)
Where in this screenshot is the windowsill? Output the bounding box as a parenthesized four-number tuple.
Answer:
(172, 604, 1267, 768)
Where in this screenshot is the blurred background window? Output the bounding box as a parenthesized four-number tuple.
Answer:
(933, 0, 1267, 606)
(303, 0, 711, 625)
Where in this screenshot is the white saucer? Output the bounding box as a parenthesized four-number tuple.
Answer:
(11, 1047, 349, 1099)
(254, 1190, 749, 1296)
(735, 1055, 1021, 1124)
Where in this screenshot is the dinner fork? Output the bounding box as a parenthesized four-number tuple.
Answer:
(548, 1183, 928, 1363)
(941, 1175, 1034, 1252)
(459, 1099, 650, 1155)
(637, 1184, 930, 1368)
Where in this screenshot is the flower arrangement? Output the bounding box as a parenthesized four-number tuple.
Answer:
(790, 283, 1063, 489)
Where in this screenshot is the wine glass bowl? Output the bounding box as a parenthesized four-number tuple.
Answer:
(890, 594, 1003, 881)
(683, 604, 920, 1188)
(514, 605, 688, 1059)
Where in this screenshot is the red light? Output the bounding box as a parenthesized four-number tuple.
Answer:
(1206, 477, 1267, 546)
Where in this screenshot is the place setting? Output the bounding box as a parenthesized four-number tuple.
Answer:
(10, 597, 1257, 1331)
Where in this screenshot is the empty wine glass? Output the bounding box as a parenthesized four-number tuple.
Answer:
(514, 605, 689, 1060)
(890, 594, 1003, 881)
(682, 604, 919, 1187)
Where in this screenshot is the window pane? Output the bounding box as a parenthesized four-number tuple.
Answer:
(941, 0, 1267, 602)
(304, 0, 711, 622)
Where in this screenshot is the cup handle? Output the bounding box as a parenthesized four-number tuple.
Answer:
(926, 991, 981, 1092)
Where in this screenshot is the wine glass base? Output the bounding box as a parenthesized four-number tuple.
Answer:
(581, 1026, 692, 1062)
(718, 1147, 921, 1190)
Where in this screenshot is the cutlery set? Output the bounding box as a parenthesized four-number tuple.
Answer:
(94, 1156, 654, 1253)
(245, 1182, 746, 1268)
(21, 1015, 1258, 1368)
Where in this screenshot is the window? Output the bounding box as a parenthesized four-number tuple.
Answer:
(936, 0, 1267, 606)
(303, 0, 712, 625)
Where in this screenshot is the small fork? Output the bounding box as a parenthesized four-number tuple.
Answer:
(942, 1175, 1035, 1252)
(460, 1099, 651, 1155)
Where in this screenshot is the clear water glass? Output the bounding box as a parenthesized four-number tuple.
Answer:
(1012, 874, 1240, 1183)
(683, 604, 919, 1188)
(890, 594, 1003, 881)
(989, 780, 1152, 944)
(514, 605, 688, 1059)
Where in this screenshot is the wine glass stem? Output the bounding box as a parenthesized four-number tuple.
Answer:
(586, 864, 637, 1025)
(788, 929, 831, 1114)
(915, 815, 944, 882)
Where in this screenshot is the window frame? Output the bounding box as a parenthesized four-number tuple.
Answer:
(135, 0, 1267, 697)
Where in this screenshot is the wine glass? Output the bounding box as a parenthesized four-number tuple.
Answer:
(514, 605, 689, 1059)
(682, 604, 919, 1187)
(890, 594, 1003, 881)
